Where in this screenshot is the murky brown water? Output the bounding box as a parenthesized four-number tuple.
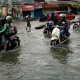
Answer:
(0, 18, 80, 80)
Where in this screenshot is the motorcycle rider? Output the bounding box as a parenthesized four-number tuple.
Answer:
(44, 20, 54, 33)
(5, 16, 17, 40)
(26, 14, 31, 32)
(57, 13, 70, 39)
(0, 17, 7, 52)
(4, 16, 17, 50)
(45, 22, 49, 30)
(48, 20, 54, 32)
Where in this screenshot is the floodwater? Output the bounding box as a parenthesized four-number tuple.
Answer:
(0, 18, 80, 80)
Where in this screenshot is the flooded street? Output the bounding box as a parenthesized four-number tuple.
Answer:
(0, 17, 80, 80)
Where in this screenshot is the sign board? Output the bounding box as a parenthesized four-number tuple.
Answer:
(34, 2, 42, 9)
(71, 3, 79, 7)
(22, 5, 34, 11)
(43, 4, 58, 8)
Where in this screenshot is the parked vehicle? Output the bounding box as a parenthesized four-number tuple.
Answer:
(54, 11, 75, 20)
(39, 14, 47, 22)
(73, 21, 80, 30)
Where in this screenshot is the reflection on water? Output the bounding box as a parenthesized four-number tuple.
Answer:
(43, 33, 51, 38)
(0, 19, 80, 80)
(50, 44, 73, 64)
(0, 48, 21, 64)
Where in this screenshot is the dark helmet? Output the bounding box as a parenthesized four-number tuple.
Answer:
(59, 14, 66, 20)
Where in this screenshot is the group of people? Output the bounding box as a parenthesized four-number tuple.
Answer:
(45, 13, 70, 40)
(0, 14, 31, 53)
(0, 15, 17, 52)
(0, 13, 70, 52)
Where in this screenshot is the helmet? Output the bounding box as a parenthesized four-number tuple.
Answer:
(6, 16, 12, 23)
(6, 16, 12, 20)
(62, 21, 65, 24)
(59, 14, 66, 18)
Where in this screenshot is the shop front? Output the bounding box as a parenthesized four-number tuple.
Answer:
(78, 4, 80, 15)
(22, 5, 34, 18)
(12, 2, 23, 18)
(34, 2, 43, 19)
(42, 4, 58, 14)
(70, 3, 79, 14)
(57, 4, 69, 11)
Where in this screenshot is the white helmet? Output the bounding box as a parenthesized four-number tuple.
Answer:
(59, 14, 66, 18)
(6, 16, 12, 20)
(6, 16, 12, 23)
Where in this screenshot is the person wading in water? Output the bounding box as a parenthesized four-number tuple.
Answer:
(26, 14, 31, 32)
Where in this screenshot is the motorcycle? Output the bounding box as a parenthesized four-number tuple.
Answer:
(50, 26, 60, 46)
(43, 26, 54, 35)
(50, 25, 70, 46)
(39, 15, 47, 22)
(0, 34, 20, 51)
(43, 21, 54, 35)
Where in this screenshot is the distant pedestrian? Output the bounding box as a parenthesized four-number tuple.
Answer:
(26, 14, 31, 32)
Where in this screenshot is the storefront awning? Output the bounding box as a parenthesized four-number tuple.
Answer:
(43, 4, 58, 8)
(70, 3, 80, 8)
(34, 2, 42, 9)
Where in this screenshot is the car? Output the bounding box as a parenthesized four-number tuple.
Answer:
(54, 11, 75, 20)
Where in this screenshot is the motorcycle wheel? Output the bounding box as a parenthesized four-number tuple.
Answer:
(15, 36, 20, 45)
(43, 30, 49, 34)
(9, 37, 20, 50)
(14, 37, 20, 46)
(51, 40, 58, 46)
(73, 24, 79, 30)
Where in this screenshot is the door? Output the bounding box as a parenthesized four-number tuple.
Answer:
(23, 11, 31, 18)
(34, 9, 43, 19)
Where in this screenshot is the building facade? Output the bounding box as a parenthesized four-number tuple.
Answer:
(1, 0, 79, 18)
